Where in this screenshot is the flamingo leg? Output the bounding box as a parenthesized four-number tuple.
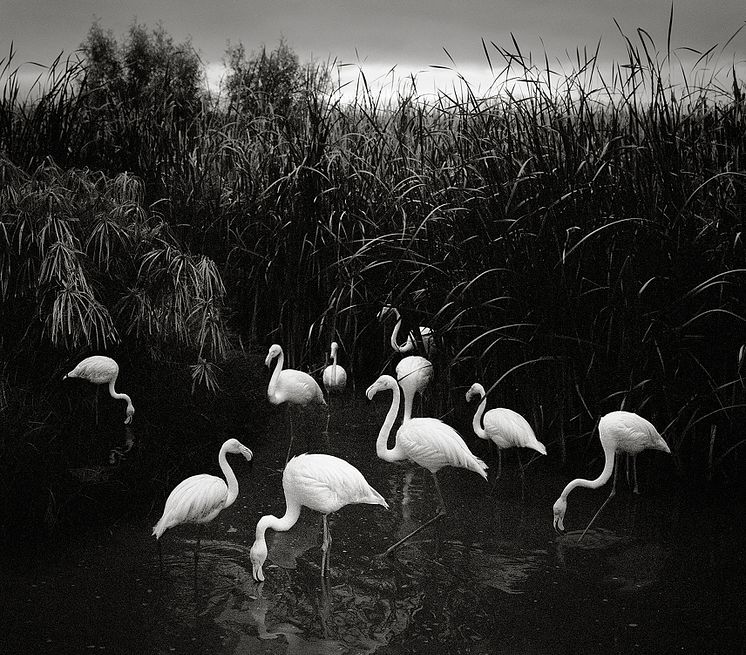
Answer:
(632, 455, 640, 495)
(285, 407, 295, 465)
(579, 456, 619, 542)
(194, 526, 203, 579)
(320, 514, 332, 578)
(94, 386, 100, 426)
(383, 471, 446, 557)
(157, 539, 164, 573)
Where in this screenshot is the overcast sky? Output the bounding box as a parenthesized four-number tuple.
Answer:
(2, 0, 745, 96)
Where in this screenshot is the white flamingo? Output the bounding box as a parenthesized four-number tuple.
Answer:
(63, 355, 134, 424)
(265, 344, 326, 463)
(322, 341, 347, 395)
(396, 355, 434, 421)
(366, 374, 487, 554)
(152, 438, 253, 573)
(377, 305, 435, 357)
(552, 410, 670, 540)
(250, 453, 389, 580)
(466, 382, 546, 483)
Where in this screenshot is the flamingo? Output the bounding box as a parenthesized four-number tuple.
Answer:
(63, 355, 134, 424)
(250, 453, 389, 580)
(152, 438, 253, 573)
(552, 410, 670, 540)
(366, 374, 487, 554)
(377, 305, 435, 357)
(396, 355, 434, 421)
(265, 344, 326, 463)
(322, 341, 347, 395)
(465, 382, 546, 484)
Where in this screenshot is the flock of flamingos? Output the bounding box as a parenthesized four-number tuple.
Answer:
(62, 304, 671, 581)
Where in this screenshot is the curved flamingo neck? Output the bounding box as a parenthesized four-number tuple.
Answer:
(377, 382, 407, 463)
(390, 313, 413, 353)
(107, 380, 133, 413)
(267, 349, 285, 401)
(402, 384, 415, 422)
(559, 440, 616, 500)
(218, 443, 240, 508)
(471, 391, 488, 440)
(254, 499, 303, 547)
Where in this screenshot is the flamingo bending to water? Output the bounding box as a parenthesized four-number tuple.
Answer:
(63, 355, 134, 424)
(265, 344, 326, 463)
(466, 382, 546, 483)
(552, 410, 670, 540)
(250, 453, 388, 580)
(153, 438, 253, 573)
(366, 374, 487, 554)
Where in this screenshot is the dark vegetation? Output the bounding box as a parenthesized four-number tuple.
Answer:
(1, 19, 744, 541)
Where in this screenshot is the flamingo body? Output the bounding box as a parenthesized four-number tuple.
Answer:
(250, 453, 388, 581)
(266, 344, 325, 407)
(322, 342, 347, 394)
(63, 355, 134, 424)
(466, 383, 546, 454)
(552, 410, 670, 534)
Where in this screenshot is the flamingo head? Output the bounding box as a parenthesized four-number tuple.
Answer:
(365, 374, 397, 400)
(225, 439, 253, 463)
(124, 404, 135, 424)
(330, 341, 338, 356)
(265, 344, 282, 367)
(465, 383, 485, 403)
(552, 497, 567, 535)
(250, 540, 267, 582)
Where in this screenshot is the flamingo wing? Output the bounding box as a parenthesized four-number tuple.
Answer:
(67, 355, 119, 384)
(285, 454, 387, 514)
(278, 370, 325, 405)
(485, 408, 544, 452)
(153, 474, 228, 537)
(399, 419, 488, 478)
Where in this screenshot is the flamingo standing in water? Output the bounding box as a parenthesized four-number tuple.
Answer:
(153, 438, 253, 573)
(552, 410, 670, 540)
(322, 342, 347, 395)
(63, 355, 134, 424)
(465, 382, 546, 485)
(265, 344, 326, 463)
(250, 453, 389, 580)
(366, 374, 487, 555)
(377, 305, 435, 357)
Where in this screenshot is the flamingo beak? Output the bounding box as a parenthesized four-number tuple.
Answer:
(124, 415, 133, 425)
(252, 562, 265, 582)
(365, 385, 376, 400)
(553, 517, 566, 535)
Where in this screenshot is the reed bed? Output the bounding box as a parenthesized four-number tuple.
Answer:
(1, 25, 744, 534)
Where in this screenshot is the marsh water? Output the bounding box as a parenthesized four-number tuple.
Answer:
(3, 395, 745, 654)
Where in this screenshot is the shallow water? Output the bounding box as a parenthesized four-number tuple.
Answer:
(3, 396, 746, 654)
